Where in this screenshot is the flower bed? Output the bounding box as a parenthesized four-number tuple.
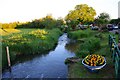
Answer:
(82, 54, 106, 71)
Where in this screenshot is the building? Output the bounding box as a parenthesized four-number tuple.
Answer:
(118, 1, 120, 18)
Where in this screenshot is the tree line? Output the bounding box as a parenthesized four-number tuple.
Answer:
(1, 4, 120, 29)
(1, 15, 64, 29)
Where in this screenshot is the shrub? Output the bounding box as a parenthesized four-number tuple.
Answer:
(76, 37, 101, 58)
(76, 49, 90, 58)
(16, 17, 64, 29)
(85, 37, 101, 54)
(68, 30, 89, 40)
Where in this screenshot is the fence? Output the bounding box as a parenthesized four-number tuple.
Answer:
(109, 35, 120, 78)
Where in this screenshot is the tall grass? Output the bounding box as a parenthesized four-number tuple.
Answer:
(67, 29, 118, 78)
(1, 28, 62, 69)
(68, 29, 117, 58)
(68, 29, 95, 40)
(76, 37, 101, 58)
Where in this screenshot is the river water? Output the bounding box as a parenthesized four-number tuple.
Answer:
(2, 33, 75, 78)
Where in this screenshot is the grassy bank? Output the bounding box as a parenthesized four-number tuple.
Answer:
(1, 28, 62, 69)
(67, 29, 118, 78)
(0, 29, 21, 36)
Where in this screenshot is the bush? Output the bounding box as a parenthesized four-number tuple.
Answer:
(16, 17, 64, 29)
(76, 50, 90, 58)
(68, 30, 89, 40)
(85, 37, 101, 54)
(76, 37, 101, 58)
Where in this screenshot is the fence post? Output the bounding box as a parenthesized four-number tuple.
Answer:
(109, 35, 120, 79)
(115, 53, 120, 79)
(112, 45, 116, 62)
(109, 35, 112, 51)
(6, 46, 11, 72)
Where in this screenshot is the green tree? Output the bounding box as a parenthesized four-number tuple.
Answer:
(98, 12, 110, 24)
(95, 12, 110, 30)
(110, 18, 120, 25)
(95, 12, 110, 24)
(65, 4, 96, 23)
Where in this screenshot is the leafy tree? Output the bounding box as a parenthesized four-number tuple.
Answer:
(94, 12, 110, 31)
(2, 14, 64, 29)
(2, 22, 19, 29)
(65, 4, 96, 23)
(95, 12, 110, 25)
(0, 23, 2, 28)
(55, 18, 64, 28)
(110, 18, 120, 25)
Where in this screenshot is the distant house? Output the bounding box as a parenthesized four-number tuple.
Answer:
(118, 1, 120, 18)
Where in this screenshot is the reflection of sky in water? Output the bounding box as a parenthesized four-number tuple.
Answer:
(2, 33, 75, 78)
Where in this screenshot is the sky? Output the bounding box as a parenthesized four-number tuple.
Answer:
(0, 0, 120, 23)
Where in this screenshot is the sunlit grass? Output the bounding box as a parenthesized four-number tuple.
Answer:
(0, 29, 21, 36)
(2, 28, 62, 69)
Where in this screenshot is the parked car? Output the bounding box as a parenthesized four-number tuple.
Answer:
(91, 26, 99, 30)
(107, 24, 114, 31)
(78, 24, 87, 30)
(113, 26, 118, 30)
(113, 26, 119, 34)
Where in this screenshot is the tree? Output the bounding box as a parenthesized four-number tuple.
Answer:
(65, 4, 96, 23)
(110, 18, 120, 25)
(95, 12, 110, 26)
(55, 17, 64, 28)
(94, 12, 110, 31)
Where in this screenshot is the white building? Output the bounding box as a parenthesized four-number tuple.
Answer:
(118, 1, 120, 18)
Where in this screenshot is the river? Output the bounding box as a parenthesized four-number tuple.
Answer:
(2, 33, 75, 78)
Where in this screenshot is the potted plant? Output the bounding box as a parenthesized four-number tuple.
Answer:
(82, 54, 106, 72)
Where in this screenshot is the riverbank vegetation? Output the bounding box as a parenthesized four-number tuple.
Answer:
(67, 28, 118, 78)
(1, 14, 64, 69)
(1, 28, 62, 69)
(1, 3, 119, 78)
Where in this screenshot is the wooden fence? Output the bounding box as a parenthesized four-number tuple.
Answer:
(109, 35, 120, 78)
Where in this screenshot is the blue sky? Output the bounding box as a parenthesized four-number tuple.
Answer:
(0, 0, 120, 23)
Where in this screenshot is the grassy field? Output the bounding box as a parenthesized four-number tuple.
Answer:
(0, 29, 21, 36)
(1, 28, 62, 69)
(67, 29, 118, 78)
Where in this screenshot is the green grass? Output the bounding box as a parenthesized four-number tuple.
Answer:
(1, 28, 62, 69)
(0, 29, 20, 36)
(68, 60, 115, 78)
(68, 29, 97, 40)
(67, 29, 118, 78)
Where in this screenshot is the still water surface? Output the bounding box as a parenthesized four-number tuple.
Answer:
(2, 33, 75, 78)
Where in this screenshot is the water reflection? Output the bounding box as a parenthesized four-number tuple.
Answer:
(2, 33, 75, 78)
(65, 41, 80, 53)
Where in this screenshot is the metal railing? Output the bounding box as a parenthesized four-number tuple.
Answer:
(109, 35, 120, 78)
